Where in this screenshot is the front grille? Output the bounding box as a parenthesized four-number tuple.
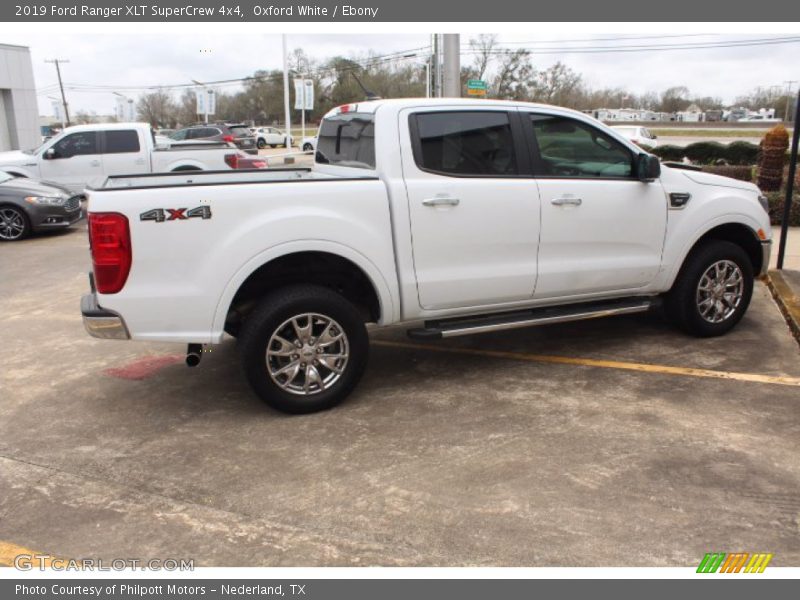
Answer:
(65, 196, 80, 212)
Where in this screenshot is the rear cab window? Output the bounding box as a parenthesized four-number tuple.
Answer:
(316, 113, 375, 169)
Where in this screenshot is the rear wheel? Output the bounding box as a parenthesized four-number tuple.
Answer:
(0, 206, 30, 241)
(664, 240, 753, 337)
(303, 143, 314, 152)
(239, 285, 369, 414)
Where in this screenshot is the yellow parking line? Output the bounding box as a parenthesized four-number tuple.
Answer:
(373, 340, 800, 387)
(0, 541, 51, 568)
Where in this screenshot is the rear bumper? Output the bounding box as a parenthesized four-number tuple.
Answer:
(760, 240, 772, 276)
(81, 290, 130, 340)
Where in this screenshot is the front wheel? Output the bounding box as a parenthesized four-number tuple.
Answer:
(257, 139, 266, 149)
(239, 285, 369, 414)
(303, 143, 313, 152)
(0, 206, 30, 241)
(664, 240, 754, 337)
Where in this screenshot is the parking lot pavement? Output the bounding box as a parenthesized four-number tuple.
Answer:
(1, 223, 800, 567)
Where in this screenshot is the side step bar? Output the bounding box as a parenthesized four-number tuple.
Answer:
(407, 297, 655, 340)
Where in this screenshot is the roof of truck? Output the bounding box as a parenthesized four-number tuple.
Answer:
(323, 98, 593, 120)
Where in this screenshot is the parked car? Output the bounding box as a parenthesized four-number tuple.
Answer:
(254, 127, 294, 149)
(81, 99, 772, 414)
(301, 136, 316, 152)
(738, 115, 781, 123)
(155, 128, 176, 137)
(0, 170, 82, 241)
(610, 125, 658, 148)
(0, 123, 250, 194)
(170, 123, 258, 154)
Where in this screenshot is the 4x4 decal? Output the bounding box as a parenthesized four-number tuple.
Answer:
(140, 206, 212, 222)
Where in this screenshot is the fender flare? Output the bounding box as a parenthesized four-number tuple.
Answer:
(664, 213, 765, 288)
(210, 239, 398, 342)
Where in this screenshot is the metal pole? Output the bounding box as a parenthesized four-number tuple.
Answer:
(46, 59, 70, 126)
(425, 60, 431, 98)
(205, 89, 210, 124)
(442, 34, 461, 98)
(777, 88, 800, 270)
(785, 81, 798, 123)
(282, 35, 291, 147)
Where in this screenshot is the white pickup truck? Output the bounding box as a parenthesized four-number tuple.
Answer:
(0, 123, 245, 194)
(81, 99, 772, 414)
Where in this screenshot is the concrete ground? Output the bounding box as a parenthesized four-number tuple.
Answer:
(1, 222, 800, 567)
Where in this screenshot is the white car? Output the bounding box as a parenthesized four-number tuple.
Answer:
(738, 115, 781, 123)
(0, 123, 246, 194)
(81, 99, 771, 414)
(254, 127, 293, 149)
(301, 136, 316, 152)
(610, 125, 658, 148)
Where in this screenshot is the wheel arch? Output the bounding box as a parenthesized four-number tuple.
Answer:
(212, 243, 395, 339)
(668, 220, 764, 289)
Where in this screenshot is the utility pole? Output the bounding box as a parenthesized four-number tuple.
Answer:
(45, 58, 70, 126)
(432, 34, 441, 98)
(784, 80, 798, 122)
(442, 34, 460, 98)
(282, 35, 291, 146)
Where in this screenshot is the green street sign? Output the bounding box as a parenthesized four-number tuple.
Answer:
(467, 79, 487, 90)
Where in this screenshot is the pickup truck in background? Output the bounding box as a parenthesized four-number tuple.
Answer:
(0, 123, 249, 194)
(81, 99, 772, 414)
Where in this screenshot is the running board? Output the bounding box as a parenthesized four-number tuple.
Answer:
(407, 298, 655, 340)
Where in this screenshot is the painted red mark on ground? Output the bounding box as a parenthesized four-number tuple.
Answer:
(104, 354, 183, 380)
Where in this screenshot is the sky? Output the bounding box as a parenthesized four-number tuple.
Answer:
(2, 32, 799, 116)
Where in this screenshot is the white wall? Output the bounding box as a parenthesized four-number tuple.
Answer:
(0, 44, 40, 151)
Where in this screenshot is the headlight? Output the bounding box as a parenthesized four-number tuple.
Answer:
(757, 194, 770, 214)
(24, 195, 66, 206)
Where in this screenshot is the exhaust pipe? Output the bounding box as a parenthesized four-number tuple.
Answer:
(186, 343, 203, 367)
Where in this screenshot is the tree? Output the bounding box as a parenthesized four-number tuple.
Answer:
(136, 89, 176, 127)
(492, 49, 534, 101)
(530, 62, 583, 107)
(659, 86, 691, 113)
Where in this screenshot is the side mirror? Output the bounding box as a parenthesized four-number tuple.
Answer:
(637, 154, 661, 181)
(43, 148, 57, 160)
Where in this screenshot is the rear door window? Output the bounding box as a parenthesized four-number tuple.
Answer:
(103, 130, 140, 154)
(316, 113, 375, 169)
(411, 111, 517, 176)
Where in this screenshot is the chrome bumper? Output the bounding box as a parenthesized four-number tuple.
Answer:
(761, 240, 772, 276)
(81, 293, 130, 340)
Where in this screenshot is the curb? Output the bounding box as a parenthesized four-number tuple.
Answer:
(766, 270, 800, 346)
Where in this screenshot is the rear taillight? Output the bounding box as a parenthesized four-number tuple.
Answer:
(88, 212, 131, 294)
(222, 134, 235, 142)
(224, 153, 239, 168)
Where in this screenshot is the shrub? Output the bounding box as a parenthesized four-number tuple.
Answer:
(701, 165, 754, 182)
(651, 144, 686, 162)
(682, 141, 728, 164)
(766, 191, 800, 226)
(757, 125, 790, 191)
(724, 141, 760, 165)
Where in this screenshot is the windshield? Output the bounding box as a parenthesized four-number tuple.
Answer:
(316, 113, 375, 169)
(0, 171, 13, 183)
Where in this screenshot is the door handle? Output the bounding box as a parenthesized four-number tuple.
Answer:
(551, 196, 582, 207)
(422, 196, 460, 207)
(90, 160, 101, 167)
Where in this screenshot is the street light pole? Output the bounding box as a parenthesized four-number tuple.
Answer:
(282, 35, 291, 147)
(45, 58, 70, 127)
(784, 80, 798, 123)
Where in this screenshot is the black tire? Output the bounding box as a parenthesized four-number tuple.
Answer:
(239, 284, 369, 414)
(303, 143, 313, 152)
(664, 240, 754, 337)
(257, 139, 267, 149)
(0, 205, 31, 242)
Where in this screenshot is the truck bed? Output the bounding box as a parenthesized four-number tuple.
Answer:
(98, 168, 376, 190)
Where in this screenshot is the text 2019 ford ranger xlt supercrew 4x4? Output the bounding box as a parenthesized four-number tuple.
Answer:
(81, 99, 772, 413)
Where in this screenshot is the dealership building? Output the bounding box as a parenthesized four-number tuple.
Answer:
(0, 43, 39, 152)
